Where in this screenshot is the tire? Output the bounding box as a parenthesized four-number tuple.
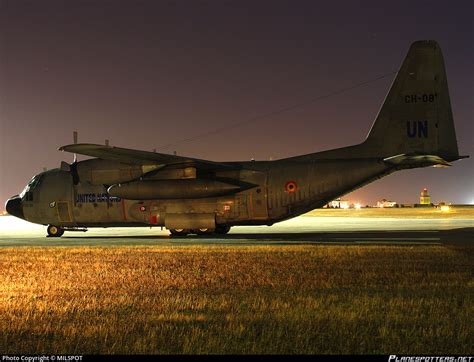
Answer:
(195, 228, 214, 235)
(214, 225, 231, 235)
(47, 225, 64, 237)
(169, 228, 189, 236)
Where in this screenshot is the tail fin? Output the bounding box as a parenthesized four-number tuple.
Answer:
(365, 40, 464, 162)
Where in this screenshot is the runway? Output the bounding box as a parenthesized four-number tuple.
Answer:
(0, 214, 472, 247)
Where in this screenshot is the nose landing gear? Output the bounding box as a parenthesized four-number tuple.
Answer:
(47, 225, 64, 237)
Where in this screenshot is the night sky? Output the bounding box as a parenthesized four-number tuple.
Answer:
(1, 0, 473, 209)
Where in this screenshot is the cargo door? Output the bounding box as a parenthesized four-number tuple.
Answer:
(248, 171, 268, 219)
(38, 171, 75, 225)
(234, 194, 248, 220)
(57, 201, 72, 222)
(239, 170, 268, 220)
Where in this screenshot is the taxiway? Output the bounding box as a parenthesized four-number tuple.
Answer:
(0, 214, 472, 247)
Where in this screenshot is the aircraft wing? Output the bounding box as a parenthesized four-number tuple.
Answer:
(59, 143, 238, 170)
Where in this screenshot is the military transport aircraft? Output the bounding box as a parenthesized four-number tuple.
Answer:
(5, 40, 468, 237)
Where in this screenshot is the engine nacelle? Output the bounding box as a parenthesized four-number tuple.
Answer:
(76, 159, 162, 185)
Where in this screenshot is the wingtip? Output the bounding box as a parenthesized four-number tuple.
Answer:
(58, 143, 107, 152)
(58, 145, 72, 151)
(58, 144, 75, 152)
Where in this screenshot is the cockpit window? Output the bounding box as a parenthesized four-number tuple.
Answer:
(20, 175, 44, 200)
(28, 176, 40, 188)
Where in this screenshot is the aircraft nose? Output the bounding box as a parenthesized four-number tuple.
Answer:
(5, 195, 24, 220)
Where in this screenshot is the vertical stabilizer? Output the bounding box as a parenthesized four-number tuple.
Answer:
(364, 40, 461, 161)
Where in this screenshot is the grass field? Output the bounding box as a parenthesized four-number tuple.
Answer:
(0, 244, 472, 354)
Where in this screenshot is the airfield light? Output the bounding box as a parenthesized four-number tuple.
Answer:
(440, 205, 450, 212)
(354, 203, 362, 209)
(340, 203, 350, 209)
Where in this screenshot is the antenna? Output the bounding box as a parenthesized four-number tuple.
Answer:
(105, 139, 109, 146)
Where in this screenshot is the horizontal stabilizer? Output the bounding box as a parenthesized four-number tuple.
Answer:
(383, 154, 452, 168)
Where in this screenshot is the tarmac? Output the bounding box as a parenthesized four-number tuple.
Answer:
(0, 215, 472, 247)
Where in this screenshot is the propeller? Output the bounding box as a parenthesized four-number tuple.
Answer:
(73, 130, 78, 163)
(59, 131, 80, 184)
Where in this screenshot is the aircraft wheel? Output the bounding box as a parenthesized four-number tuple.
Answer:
(214, 225, 231, 235)
(195, 228, 214, 235)
(169, 228, 189, 236)
(47, 225, 64, 237)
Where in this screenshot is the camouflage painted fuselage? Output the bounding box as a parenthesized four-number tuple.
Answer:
(20, 145, 395, 229)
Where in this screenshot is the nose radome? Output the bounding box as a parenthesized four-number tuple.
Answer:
(5, 195, 24, 220)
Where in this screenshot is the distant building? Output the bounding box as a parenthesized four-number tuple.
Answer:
(376, 199, 397, 208)
(420, 188, 431, 204)
(328, 199, 350, 209)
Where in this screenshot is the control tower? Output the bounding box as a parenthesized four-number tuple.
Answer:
(420, 188, 431, 205)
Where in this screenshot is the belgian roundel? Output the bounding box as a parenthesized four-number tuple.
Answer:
(285, 181, 297, 193)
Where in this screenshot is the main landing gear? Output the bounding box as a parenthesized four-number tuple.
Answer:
(47, 225, 64, 237)
(215, 225, 231, 235)
(169, 228, 189, 236)
(169, 225, 231, 237)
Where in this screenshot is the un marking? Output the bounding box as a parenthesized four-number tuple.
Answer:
(407, 120, 428, 138)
